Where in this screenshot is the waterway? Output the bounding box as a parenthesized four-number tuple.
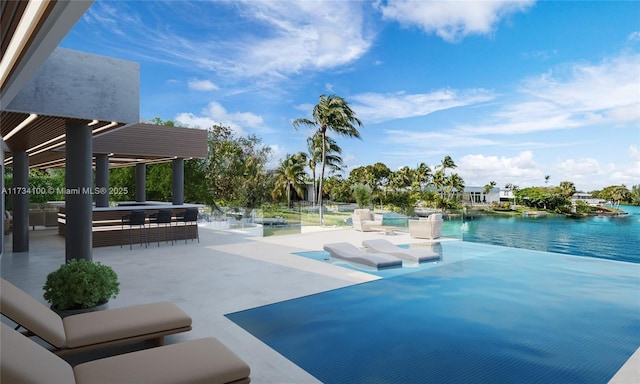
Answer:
(458, 205, 640, 263)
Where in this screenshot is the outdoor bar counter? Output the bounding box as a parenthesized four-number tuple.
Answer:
(57, 203, 201, 247)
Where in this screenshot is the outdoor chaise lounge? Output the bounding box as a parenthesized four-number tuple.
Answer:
(0, 278, 192, 355)
(408, 213, 443, 239)
(1, 322, 251, 384)
(352, 209, 383, 232)
(323, 242, 402, 268)
(362, 239, 441, 262)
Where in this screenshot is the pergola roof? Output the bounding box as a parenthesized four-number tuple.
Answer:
(2, 117, 208, 169)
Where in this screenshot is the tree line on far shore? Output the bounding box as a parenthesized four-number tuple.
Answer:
(3, 96, 639, 214)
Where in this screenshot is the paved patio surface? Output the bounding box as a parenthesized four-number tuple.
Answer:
(1, 224, 637, 383)
(1, 224, 443, 383)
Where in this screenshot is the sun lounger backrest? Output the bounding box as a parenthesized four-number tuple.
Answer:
(0, 323, 76, 383)
(0, 278, 66, 348)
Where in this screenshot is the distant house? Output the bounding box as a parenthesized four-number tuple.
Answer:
(462, 187, 500, 205)
(571, 192, 605, 207)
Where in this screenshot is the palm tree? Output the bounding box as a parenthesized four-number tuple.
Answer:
(271, 152, 308, 208)
(306, 131, 343, 205)
(483, 181, 496, 204)
(293, 95, 362, 224)
(505, 183, 519, 206)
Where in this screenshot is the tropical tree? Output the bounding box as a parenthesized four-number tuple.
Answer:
(505, 183, 519, 206)
(483, 181, 497, 204)
(293, 94, 362, 224)
(271, 152, 308, 208)
(306, 131, 343, 205)
(557, 181, 576, 198)
(631, 184, 640, 206)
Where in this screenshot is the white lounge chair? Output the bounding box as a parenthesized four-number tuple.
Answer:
(323, 242, 402, 268)
(408, 213, 443, 239)
(362, 239, 441, 262)
(352, 209, 383, 232)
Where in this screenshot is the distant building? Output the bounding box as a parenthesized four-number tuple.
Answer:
(461, 187, 500, 205)
(571, 192, 605, 207)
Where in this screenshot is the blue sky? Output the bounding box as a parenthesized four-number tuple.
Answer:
(61, 0, 639, 192)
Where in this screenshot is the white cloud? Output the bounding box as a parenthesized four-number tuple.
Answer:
(457, 151, 543, 187)
(226, 1, 373, 77)
(175, 101, 270, 135)
(457, 52, 640, 135)
(352, 88, 495, 123)
(188, 79, 219, 91)
(376, 0, 535, 43)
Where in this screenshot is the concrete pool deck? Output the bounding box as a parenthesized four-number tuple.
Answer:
(1, 224, 637, 383)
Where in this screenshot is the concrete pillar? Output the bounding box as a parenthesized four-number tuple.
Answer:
(65, 122, 93, 261)
(172, 158, 184, 205)
(12, 151, 29, 252)
(135, 163, 146, 202)
(95, 154, 109, 207)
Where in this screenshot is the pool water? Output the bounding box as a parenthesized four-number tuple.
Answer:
(227, 242, 640, 383)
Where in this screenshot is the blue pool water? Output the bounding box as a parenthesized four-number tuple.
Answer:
(227, 242, 640, 383)
(461, 205, 640, 263)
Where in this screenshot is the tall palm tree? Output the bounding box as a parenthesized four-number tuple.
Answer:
(293, 95, 362, 224)
(306, 131, 343, 205)
(271, 152, 308, 208)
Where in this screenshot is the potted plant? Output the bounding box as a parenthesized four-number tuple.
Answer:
(43, 259, 120, 316)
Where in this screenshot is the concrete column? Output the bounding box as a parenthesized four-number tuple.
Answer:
(95, 154, 109, 207)
(172, 158, 184, 205)
(12, 151, 29, 252)
(135, 163, 146, 202)
(65, 122, 92, 261)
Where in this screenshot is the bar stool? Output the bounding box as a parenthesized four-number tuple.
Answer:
(121, 210, 147, 250)
(175, 208, 199, 244)
(148, 209, 173, 247)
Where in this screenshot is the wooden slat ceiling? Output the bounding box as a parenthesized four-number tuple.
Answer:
(0, 0, 57, 91)
(2, 118, 208, 169)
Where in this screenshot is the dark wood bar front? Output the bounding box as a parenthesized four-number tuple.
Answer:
(57, 204, 201, 247)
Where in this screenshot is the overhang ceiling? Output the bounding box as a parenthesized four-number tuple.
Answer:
(2, 119, 208, 169)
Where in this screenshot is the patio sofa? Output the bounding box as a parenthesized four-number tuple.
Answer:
(0, 278, 192, 355)
(352, 209, 383, 232)
(408, 213, 443, 239)
(1, 322, 251, 384)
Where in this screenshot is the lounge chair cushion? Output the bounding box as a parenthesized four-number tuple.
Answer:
(1, 323, 76, 383)
(1, 323, 251, 384)
(324, 242, 402, 268)
(63, 301, 192, 348)
(362, 239, 440, 262)
(0, 278, 67, 348)
(73, 337, 251, 384)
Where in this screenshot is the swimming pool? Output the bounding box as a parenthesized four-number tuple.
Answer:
(227, 242, 640, 383)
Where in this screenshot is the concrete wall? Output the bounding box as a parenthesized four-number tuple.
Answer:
(6, 48, 139, 123)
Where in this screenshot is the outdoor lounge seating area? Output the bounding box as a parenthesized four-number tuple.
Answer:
(323, 242, 402, 269)
(408, 213, 443, 239)
(0, 278, 193, 355)
(352, 209, 383, 232)
(2, 323, 251, 384)
(362, 239, 441, 262)
(0, 278, 252, 383)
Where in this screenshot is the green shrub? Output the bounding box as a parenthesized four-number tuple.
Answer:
(43, 259, 120, 310)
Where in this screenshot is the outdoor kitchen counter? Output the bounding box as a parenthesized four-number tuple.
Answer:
(57, 203, 202, 247)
